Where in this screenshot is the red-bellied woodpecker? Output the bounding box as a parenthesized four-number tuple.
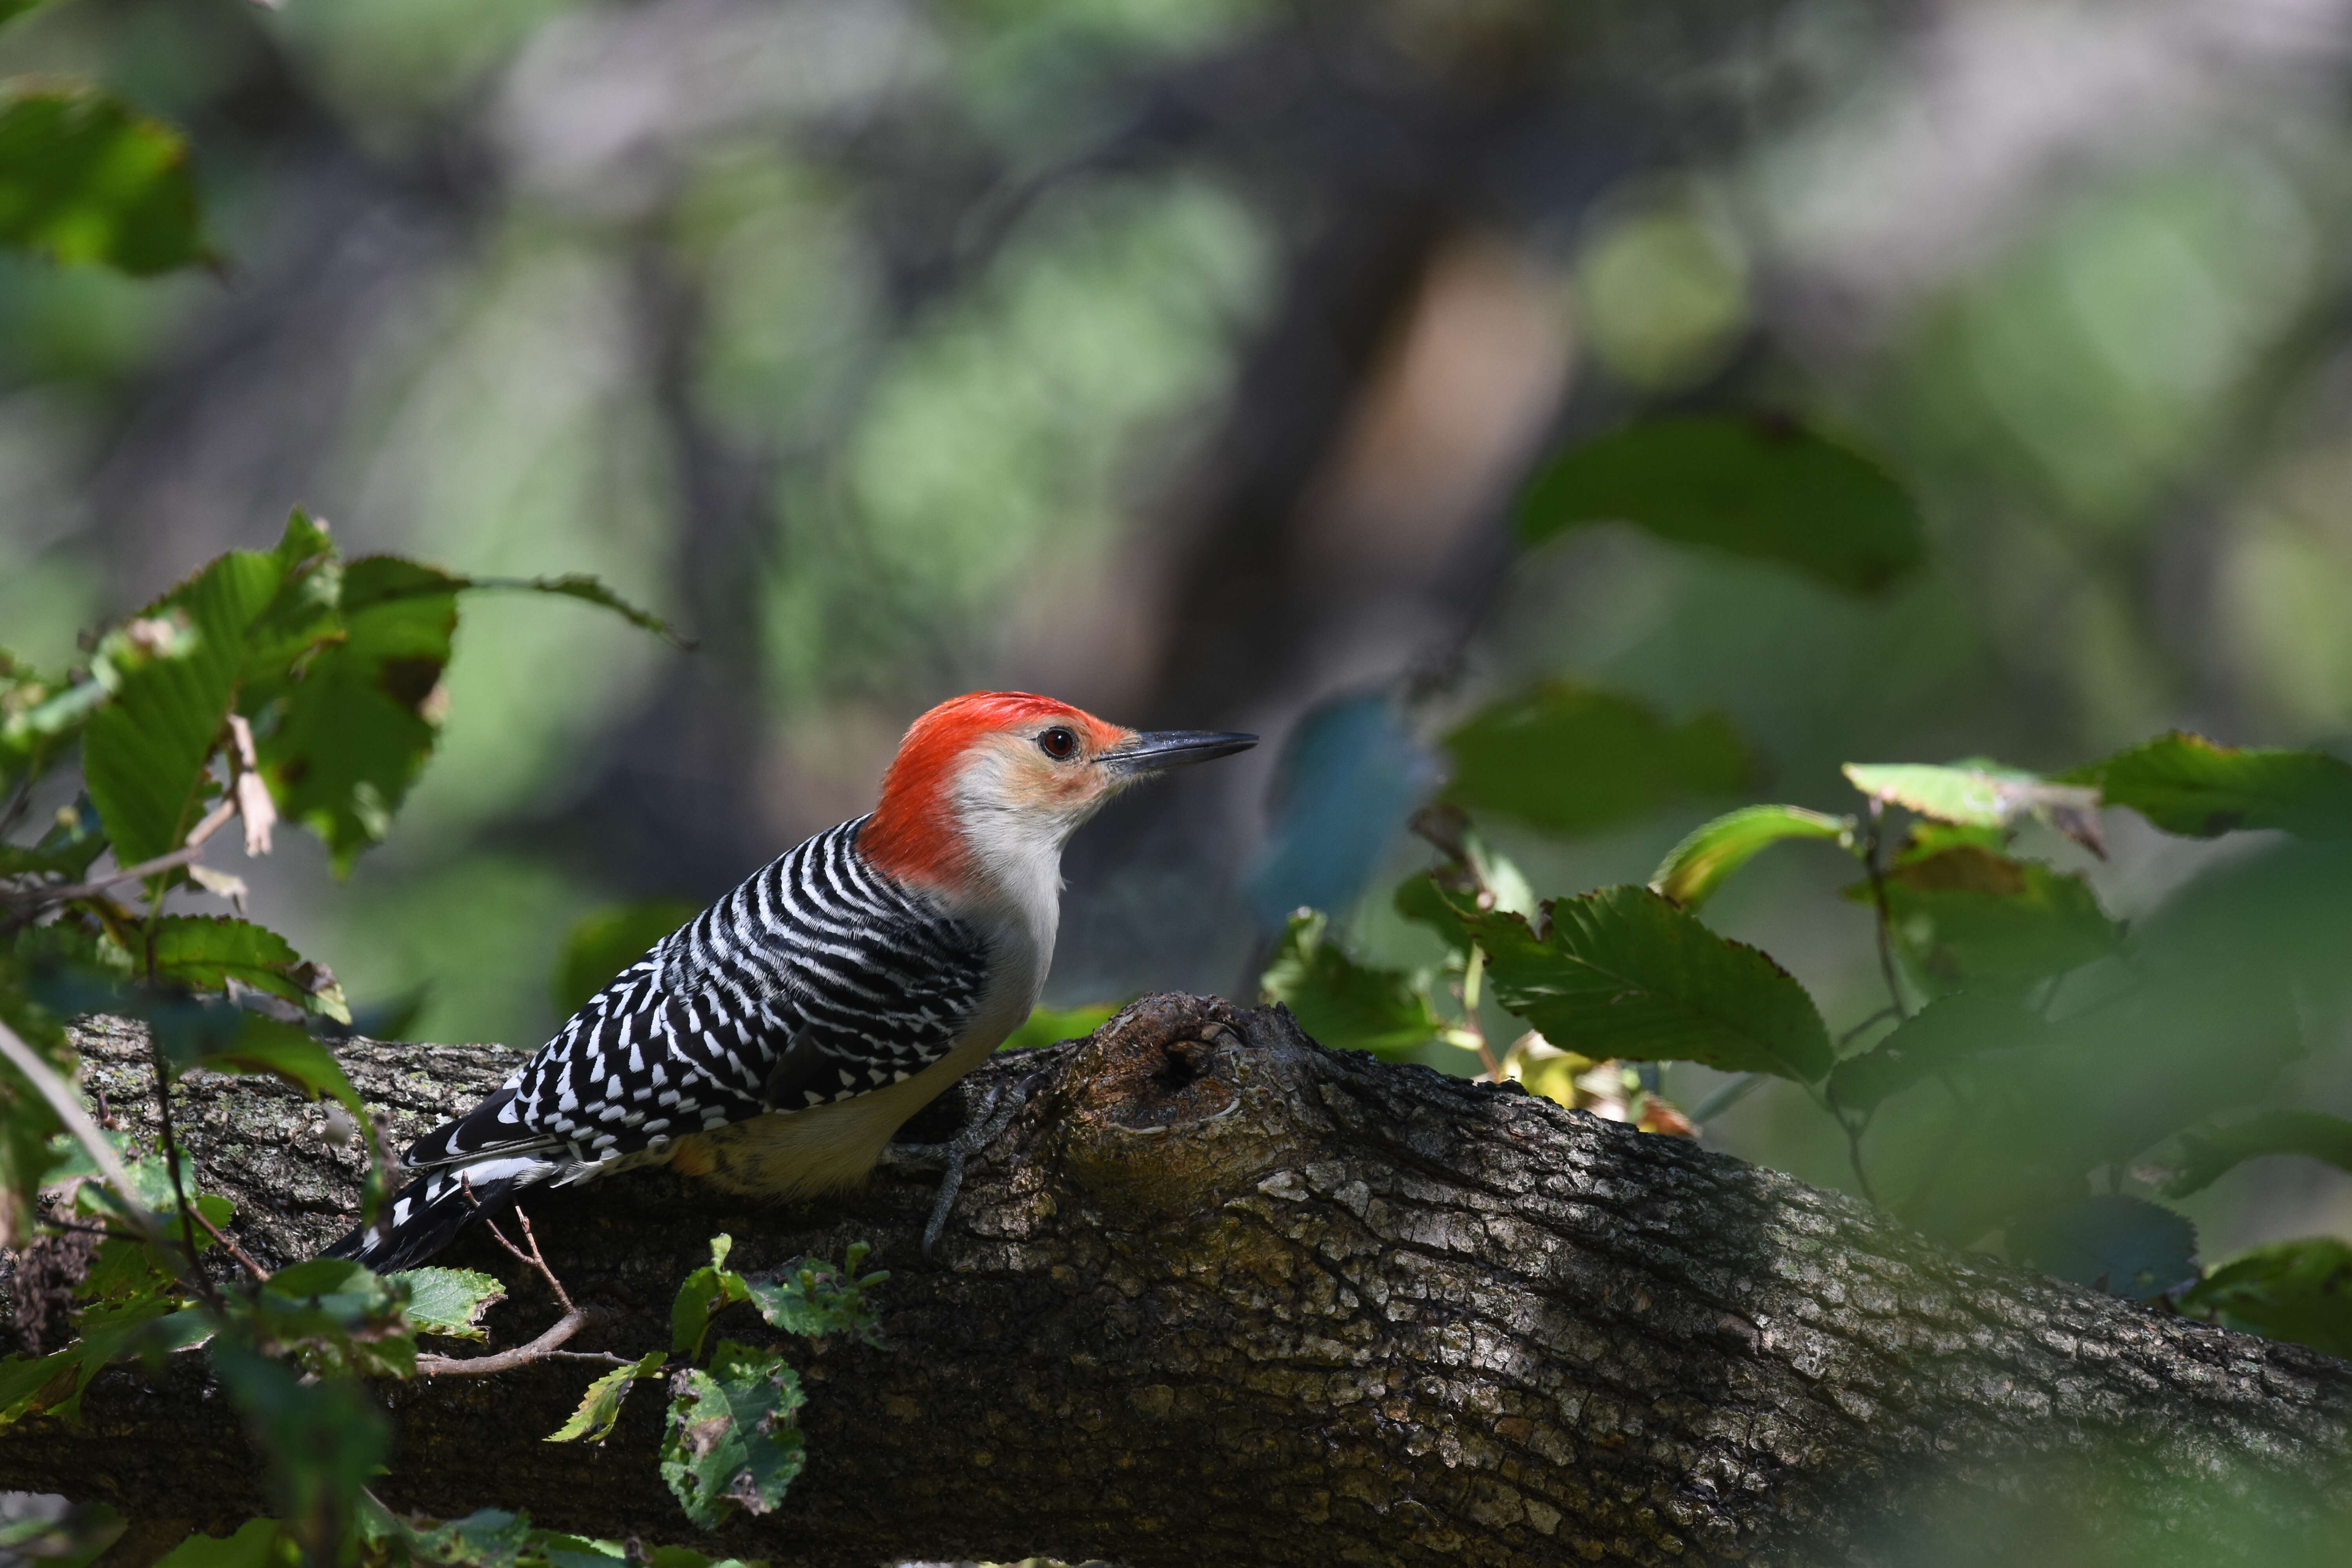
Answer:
(325, 692, 1254, 1271)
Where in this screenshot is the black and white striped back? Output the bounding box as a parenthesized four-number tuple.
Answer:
(324, 817, 992, 1270)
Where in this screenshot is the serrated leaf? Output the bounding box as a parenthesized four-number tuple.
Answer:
(1393, 873, 1482, 957)
(2063, 731, 2352, 840)
(2008, 1194, 2196, 1301)
(1848, 847, 2122, 987)
(548, 1351, 667, 1445)
(395, 1508, 532, 1568)
(1651, 804, 1854, 910)
(553, 900, 695, 1018)
(461, 573, 691, 649)
(1518, 414, 1926, 593)
(1259, 911, 1443, 1060)
(83, 551, 287, 868)
(744, 1247, 886, 1344)
(2181, 1239, 2352, 1358)
(1469, 886, 1832, 1080)
(1441, 681, 1752, 837)
(1827, 988, 2046, 1113)
(147, 916, 348, 1022)
(660, 1342, 806, 1532)
(0, 85, 211, 275)
(211, 1338, 389, 1561)
(2163, 1112, 2352, 1200)
(253, 555, 457, 877)
(1842, 761, 2102, 853)
(388, 1267, 506, 1341)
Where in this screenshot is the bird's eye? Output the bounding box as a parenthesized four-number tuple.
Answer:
(1038, 726, 1079, 760)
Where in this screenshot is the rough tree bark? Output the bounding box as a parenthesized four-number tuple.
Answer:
(5, 997, 2349, 1567)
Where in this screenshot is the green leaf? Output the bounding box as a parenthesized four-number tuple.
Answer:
(552, 900, 696, 1018)
(83, 548, 290, 867)
(1259, 911, 1444, 1060)
(660, 1341, 807, 1531)
(211, 1339, 389, 1563)
(1469, 887, 1833, 1080)
(183, 1014, 364, 1118)
(147, 916, 349, 1023)
(1441, 681, 1752, 837)
(2163, 1112, 2352, 1200)
(1000, 1001, 1118, 1053)
(743, 1245, 887, 1344)
(2181, 1239, 2352, 1358)
(1848, 847, 2122, 986)
(1393, 873, 1483, 958)
(1517, 414, 1926, 593)
(0, 799, 106, 880)
(1842, 760, 2103, 850)
(671, 1235, 751, 1361)
(1827, 988, 2046, 1113)
(2007, 1194, 2197, 1301)
(249, 1258, 414, 1379)
(388, 1267, 506, 1341)
(456, 573, 691, 649)
(151, 1519, 298, 1568)
(0, 84, 211, 275)
(547, 1351, 667, 1445)
(390, 1509, 532, 1568)
(1651, 804, 1854, 910)
(252, 555, 459, 877)
(2063, 731, 2352, 839)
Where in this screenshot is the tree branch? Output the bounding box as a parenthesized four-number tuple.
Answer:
(7, 1001, 2350, 1567)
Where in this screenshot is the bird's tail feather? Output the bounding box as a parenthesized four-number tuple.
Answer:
(319, 1154, 561, 1273)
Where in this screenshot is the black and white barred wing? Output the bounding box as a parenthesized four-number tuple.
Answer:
(404, 817, 991, 1178)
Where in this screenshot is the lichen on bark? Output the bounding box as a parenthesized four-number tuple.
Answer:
(2, 997, 2348, 1567)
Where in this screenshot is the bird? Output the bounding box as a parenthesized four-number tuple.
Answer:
(324, 691, 1254, 1272)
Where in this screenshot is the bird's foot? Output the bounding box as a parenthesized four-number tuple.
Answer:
(883, 1071, 1044, 1262)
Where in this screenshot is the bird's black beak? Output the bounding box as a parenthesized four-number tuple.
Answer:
(1108, 730, 1258, 774)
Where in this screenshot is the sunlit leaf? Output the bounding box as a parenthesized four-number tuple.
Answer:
(1466, 887, 1833, 1080)
(1259, 911, 1443, 1060)
(1651, 804, 1853, 909)
(388, 1267, 506, 1342)
(1442, 681, 1752, 837)
(147, 916, 349, 1023)
(1518, 414, 1926, 593)
(2163, 1112, 2352, 1200)
(552, 900, 696, 1018)
(0, 85, 211, 276)
(1848, 847, 2122, 986)
(2063, 731, 2352, 840)
(660, 1341, 806, 1531)
(1842, 760, 2103, 853)
(1827, 987, 2046, 1113)
(2008, 1194, 2196, 1301)
(2182, 1239, 2352, 1359)
(390, 1509, 531, 1568)
(547, 1352, 667, 1445)
(744, 1245, 886, 1344)
(83, 551, 288, 868)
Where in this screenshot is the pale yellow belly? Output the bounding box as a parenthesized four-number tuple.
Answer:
(663, 1033, 996, 1199)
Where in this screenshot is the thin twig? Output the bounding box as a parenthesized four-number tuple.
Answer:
(461, 1180, 574, 1312)
(188, 1200, 269, 1283)
(1, 795, 238, 909)
(413, 1306, 603, 1376)
(148, 1038, 227, 1315)
(0, 771, 33, 840)
(1862, 805, 1910, 1022)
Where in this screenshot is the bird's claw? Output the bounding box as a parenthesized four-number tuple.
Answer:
(884, 1071, 1044, 1263)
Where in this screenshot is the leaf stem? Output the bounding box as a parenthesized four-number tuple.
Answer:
(1862, 804, 1909, 1022)
(1, 794, 238, 913)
